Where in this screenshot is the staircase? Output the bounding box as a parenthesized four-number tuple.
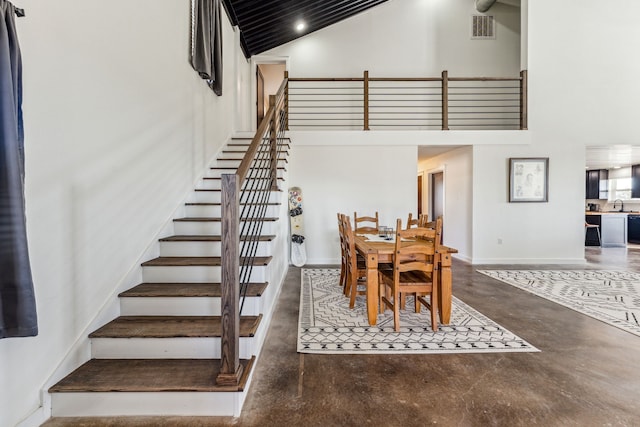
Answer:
(47, 137, 290, 418)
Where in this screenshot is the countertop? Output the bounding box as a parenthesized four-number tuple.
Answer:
(586, 211, 640, 215)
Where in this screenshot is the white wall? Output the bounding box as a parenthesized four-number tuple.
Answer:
(267, 0, 521, 77)
(289, 142, 416, 264)
(419, 147, 473, 261)
(1, 1, 249, 426)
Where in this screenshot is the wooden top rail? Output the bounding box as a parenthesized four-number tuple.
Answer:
(448, 77, 521, 82)
(370, 77, 442, 82)
(288, 75, 523, 83)
(288, 77, 363, 82)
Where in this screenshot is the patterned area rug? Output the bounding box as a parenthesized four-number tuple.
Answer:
(298, 269, 538, 354)
(478, 270, 640, 337)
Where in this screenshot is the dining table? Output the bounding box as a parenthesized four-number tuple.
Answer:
(353, 234, 458, 327)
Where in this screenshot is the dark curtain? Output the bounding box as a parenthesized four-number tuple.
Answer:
(190, 0, 223, 96)
(0, 0, 37, 339)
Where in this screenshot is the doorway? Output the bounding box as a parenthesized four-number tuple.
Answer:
(431, 171, 444, 221)
(417, 174, 423, 216)
(255, 62, 286, 128)
(256, 67, 265, 128)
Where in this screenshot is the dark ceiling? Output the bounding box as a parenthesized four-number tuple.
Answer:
(222, 0, 389, 58)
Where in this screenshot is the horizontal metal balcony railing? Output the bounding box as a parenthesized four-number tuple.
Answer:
(285, 70, 527, 131)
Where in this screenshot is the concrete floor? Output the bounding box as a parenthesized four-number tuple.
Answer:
(43, 247, 640, 426)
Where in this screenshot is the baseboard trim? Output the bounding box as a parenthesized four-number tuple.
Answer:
(471, 257, 587, 265)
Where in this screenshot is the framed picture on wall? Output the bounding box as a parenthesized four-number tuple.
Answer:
(509, 158, 549, 202)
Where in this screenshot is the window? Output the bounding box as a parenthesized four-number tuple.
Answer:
(609, 177, 632, 200)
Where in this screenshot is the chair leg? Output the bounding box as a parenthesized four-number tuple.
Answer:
(595, 227, 601, 246)
(392, 288, 401, 332)
(349, 274, 358, 309)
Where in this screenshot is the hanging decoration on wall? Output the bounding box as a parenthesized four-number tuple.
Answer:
(509, 157, 549, 203)
(189, 0, 223, 95)
(0, 0, 38, 339)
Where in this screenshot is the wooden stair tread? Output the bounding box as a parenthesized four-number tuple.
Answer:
(173, 217, 278, 222)
(119, 282, 267, 298)
(89, 315, 262, 338)
(194, 188, 283, 192)
(203, 176, 285, 181)
(141, 256, 272, 267)
(159, 235, 275, 242)
(184, 202, 280, 206)
(49, 357, 255, 393)
(210, 166, 285, 170)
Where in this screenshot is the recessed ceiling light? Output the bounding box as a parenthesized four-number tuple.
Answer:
(295, 21, 306, 32)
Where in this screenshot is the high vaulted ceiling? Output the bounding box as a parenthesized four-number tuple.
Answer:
(222, 0, 389, 58)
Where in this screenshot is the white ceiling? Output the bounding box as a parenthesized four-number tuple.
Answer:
(586, 145, 640, 170)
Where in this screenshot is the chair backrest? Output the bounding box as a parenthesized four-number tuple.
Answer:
(354, 211, 379, 233)
(406, 213, 429, 229)
(342, 215, 360, 280)
(422, 216, 443, 249)
(406, 213, 419, 229)
(338, 213, 347, 261)
(393, 218, 437, 278)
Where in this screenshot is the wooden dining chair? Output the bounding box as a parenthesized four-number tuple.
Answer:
(406, 213, 419, 229)
(353, 211, 379, 233)
(407, 213, 430, 229)
(337, 213, 348, 291)
(342, 215, 368, 307)
(423, 216, 443, 249)
(379, 218, 439, 332)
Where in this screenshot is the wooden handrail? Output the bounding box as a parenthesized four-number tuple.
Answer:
(236, 77, 288, 182)
(287, 77, 363, 82)
(369, 77, 442, 82)
(448, 77, 521, 81)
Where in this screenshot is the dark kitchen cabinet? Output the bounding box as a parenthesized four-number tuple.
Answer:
(632, 164, 640, 199)
(585, 169, 608, 199)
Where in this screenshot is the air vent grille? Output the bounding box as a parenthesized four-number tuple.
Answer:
(472, 15, 495, 39)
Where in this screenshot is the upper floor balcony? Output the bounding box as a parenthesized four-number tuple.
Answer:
(284, 70, 527, 132)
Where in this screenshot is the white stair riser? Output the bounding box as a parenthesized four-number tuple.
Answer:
(142, 265, 268, 283)
(159, 240, 272, 257)
(207, 168, 285, 179)
(184, 204, 280, 217)
(119, 296, 263, 316)
(51, 390, 248, 417)
(189, 191, 281, 204)
(90, 336, 257, 359)
(173, 221, 276, 235)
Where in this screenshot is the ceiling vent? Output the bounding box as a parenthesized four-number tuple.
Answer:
(471, 15, 496, 39)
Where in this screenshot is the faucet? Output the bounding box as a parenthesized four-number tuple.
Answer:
(613, 199, 624, 212)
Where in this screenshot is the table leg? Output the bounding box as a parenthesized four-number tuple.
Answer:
(438, 253, 452, 324)
(365, 253, 379, 326)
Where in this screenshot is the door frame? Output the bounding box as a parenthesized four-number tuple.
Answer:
(426, 166, 446, 221)
(251, 56, 289, 132)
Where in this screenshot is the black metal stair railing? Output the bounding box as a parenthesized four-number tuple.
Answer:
(216, 78, 288, 387)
